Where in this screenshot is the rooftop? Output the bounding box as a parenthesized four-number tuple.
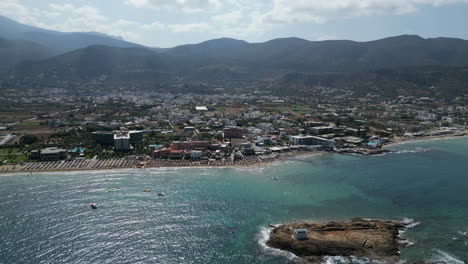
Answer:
(195, 106, 208, 111)
(41, 147, 67, 154)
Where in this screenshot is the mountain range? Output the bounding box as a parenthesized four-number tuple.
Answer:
(2, 15, 468, 96)
(0, 15, 142, 70)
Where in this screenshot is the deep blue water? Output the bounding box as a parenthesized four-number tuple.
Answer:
(0, 137, 467, 264)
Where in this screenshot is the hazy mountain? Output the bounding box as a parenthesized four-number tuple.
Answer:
(0, 38, 52, 71)
(0, 16, 143, 56)
(7, 28, 468, 95)
(85, 31, 124, 41)
(152, 35, 468, 75)
(16, 35, 468, 75)
(15, 45, 173, 81)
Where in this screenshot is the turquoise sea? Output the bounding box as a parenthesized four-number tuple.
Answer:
(1, 138, 467, 264)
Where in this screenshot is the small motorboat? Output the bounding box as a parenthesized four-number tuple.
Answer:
(142, 189, 151, 192)
(90, 203, 98, 209)
(157, 192, 165, 197)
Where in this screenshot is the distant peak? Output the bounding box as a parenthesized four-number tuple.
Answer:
(0, 15, 15, 22)
(85, 31, 124, 41)
(263, 37, 311, 45)
(381, 35, 424, 41)
(201, 38, 248, 45)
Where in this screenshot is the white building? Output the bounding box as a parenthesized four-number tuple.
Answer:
(195, 106, 208, 111)
(290, 135, 335, 149)
(190, 150, 203, 160)
(294, 229, 308, 240)
(310, 126, 334, 135)
(114, 133, 131, 150)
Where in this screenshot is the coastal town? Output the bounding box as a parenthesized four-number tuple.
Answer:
(3, 3, 468, 263)
(1, 83, 467, 173)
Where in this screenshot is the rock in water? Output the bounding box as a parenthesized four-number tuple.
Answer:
(267, 218, 408, 263)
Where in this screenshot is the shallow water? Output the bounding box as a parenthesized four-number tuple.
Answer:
(1, 137, 467, 264)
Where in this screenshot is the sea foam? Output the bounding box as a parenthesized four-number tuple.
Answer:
(426, 249, 465, 264)
(257, 226, 298, 261)
(321, 256, 391, 264)
(392, 147, 431, 155)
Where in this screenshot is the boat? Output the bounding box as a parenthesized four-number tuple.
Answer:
(90, 203, 98, 209)
(157, 192, 165, 196)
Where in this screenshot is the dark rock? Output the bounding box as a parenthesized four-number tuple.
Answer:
(267, 219, 408, 263)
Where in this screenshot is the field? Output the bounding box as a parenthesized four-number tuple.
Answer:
(260, 104, 315, 115)
(0, 112, 35, 124)
(0, 148, 28, 164)
(16, 122, 41, 127)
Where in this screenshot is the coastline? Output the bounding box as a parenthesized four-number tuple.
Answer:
(383, 133, 468, 149)
(0, 150, 326, 176)
(1, 133, 466, 176)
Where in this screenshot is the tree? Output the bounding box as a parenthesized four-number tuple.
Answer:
(20, 135, 39, 145)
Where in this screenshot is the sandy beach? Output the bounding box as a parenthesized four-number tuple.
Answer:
(383, 132, 468, 149)
(1, 132, 466, 176)
(0, 150, 326, 175)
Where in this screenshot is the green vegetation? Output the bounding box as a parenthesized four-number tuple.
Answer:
(291, 105, 313, 115)
(19, 134, 39, 145)
(17, 122, 41, 126)
(0, 148, 28, 164)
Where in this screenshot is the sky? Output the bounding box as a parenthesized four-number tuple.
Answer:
(1, 0, 468, 47)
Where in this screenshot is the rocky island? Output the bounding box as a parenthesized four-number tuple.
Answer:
(267, 218, 410, 263)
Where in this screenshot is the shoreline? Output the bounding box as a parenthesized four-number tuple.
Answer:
(0, 150, 326, 176)
(1, 133, 466, 176)
(383, 133, 468, 149)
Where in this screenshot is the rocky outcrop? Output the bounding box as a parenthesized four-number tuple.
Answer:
(267, 218, 408, 263)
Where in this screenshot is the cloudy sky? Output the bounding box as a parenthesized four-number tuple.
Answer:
(1, 0, 468, 47)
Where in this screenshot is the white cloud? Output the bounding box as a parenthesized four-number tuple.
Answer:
(2, 0, 468, 47)
(0, 0, 28, 17)
(142, 21, 166, 30)
(49, 3, 107, 21)
(261, 0, 468, 24)
(0, 0, 143, 43)
(213, 0, 468, 40)
(31, 8, 60, 17)
(125, 0, 221, 12)
(316, 35, 339, 41)
(211, 10, 242, 24)
(0, 0, 46, 27)
(115, 19, 138, 26)
(168, 22, 212, 33)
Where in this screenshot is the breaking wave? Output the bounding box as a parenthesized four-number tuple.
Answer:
(426, 249, 465, 264)
(397, 218, 420, 247)
(401, 217, 421, 229)
(321, 256, 391, 264)
(392, 147, 431, 155)
(257, 226, 299, 261)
